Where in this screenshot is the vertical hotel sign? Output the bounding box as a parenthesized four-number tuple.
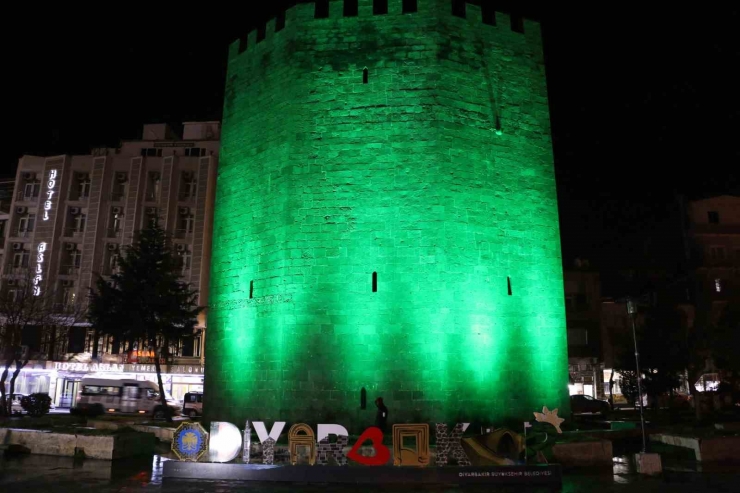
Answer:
(33, 169, 57, 296)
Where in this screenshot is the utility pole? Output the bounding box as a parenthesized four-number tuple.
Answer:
(627, 298, 647, 453)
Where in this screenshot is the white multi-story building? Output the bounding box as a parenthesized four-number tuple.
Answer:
(1, 122, 219, 407)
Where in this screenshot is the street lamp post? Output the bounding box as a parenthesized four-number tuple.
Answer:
(627, 298, 647, 453)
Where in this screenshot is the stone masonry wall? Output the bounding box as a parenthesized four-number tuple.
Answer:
(205, 0, 569, 431)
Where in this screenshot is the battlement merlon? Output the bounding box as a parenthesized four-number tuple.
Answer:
(228, 1, 543, 62)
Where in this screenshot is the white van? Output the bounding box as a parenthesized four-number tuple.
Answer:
(76, 377, 182, 418)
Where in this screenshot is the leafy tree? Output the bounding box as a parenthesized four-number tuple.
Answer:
(0, 271, 85, 415)
(612, 304, 688, 412)
(618, 370, 639, 407)
(88, 219, 200, 421)
(640, 305, 689, 409)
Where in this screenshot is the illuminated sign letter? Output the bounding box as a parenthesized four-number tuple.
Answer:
(346, 427, 390, 466)
(316, 424, 349, 466)
(252, 421, 285, 465)
(434, 423, 471, 466)
(208, 422, 242, 463)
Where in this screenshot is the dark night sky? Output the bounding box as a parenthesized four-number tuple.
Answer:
(4, 2, 738, 294)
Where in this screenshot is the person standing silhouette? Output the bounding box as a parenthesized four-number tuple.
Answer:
(374, 397, 388, 432)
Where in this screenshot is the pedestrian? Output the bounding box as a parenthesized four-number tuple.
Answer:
(375, 397, 388, 432)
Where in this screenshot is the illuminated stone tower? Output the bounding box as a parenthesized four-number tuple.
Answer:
(205, 0, 569, 429)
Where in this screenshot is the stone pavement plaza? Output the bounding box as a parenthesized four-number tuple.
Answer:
(1, 454, 739, 493)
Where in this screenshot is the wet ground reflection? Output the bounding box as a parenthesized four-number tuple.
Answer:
(1, 451, 739, 493)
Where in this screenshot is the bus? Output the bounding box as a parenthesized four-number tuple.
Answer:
(76, 377, 182, 418)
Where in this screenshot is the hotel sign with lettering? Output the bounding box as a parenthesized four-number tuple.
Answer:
(52, 362, 204, 375)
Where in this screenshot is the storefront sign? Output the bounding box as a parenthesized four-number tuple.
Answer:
(53, 361, 204, 375)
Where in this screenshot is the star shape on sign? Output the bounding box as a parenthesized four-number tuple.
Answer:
(533, 406, 564, 434)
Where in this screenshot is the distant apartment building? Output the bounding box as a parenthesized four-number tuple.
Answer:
(686, 195, 740, 320)
(563, 259, 604, 399)
(1, 122, 219, 407)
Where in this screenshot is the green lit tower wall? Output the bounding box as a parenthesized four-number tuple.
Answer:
(205, 0, 569, 430)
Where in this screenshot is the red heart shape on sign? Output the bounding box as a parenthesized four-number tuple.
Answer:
(346, 427, 390, 466)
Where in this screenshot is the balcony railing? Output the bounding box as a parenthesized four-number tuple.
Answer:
(690, 224, 740, 235)
(107, 228, 122, 238)
(15, 230, 32, 238)
(174, 229, 192, 239)
(144, 192, 158, 202)
(61, 265, 81, 276)
(65, 230, 85, 238)
(16, 191, 38, 202)
(178, 193, 195, 202)
(11, 266, 29, 274)
(53, 303, 77, 314)
(110, 192, 126, 202)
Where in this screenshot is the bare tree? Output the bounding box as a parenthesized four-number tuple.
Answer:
(0, 271, 86, 415)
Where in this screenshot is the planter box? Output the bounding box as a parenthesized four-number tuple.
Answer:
(131, 424, 175, 442)
(88, 419, 175, 442)
(650, 434, 740, 462)
(0, 428, 154, 460)
(551, 440, 613, 467)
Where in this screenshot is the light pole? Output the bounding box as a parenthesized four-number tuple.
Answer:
(627, 298, 647, 453)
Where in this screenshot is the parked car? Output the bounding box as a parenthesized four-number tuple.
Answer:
(182, 392, 203, 418)
(0, 393, 27, 414)
(570, 394, 611, 415)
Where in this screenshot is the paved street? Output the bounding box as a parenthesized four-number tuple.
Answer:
(1, 452, 739, 493)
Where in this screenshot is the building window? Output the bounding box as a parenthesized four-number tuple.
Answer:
(402, 0, 417, 14)
(7, 289, 20, 302)
(567, 329, 588, 346)
(344, 0, 358, 17)
(178, 213, 195, 238)
(372, 271, 377, 292)
(180, 172, 197, 199)
(71, 212, 87, 234)
(715, 279, 722, 293)
(13, 249, 29, 268)
(71, 173, 91, 200)
(184, 148, 204, 157)
(62, 245, 82, 275)
(707, 211, 720, 224)
(363, 67, 369, 84)
(23, 181, 40, 199)
(18, 214, 36, 237)
(108, 208, 123, 237)
(112, 172, 127, 201)
(146, 172, 161, 201)
(507, 276, 512, 295)
(105, 249, 120, 276)
(61, 283, 76, 308)
(178, 248, 192, 276)
(709, 246, 726, 262)
(373, 0, 388, 15)
(141, 148, 162, 157)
